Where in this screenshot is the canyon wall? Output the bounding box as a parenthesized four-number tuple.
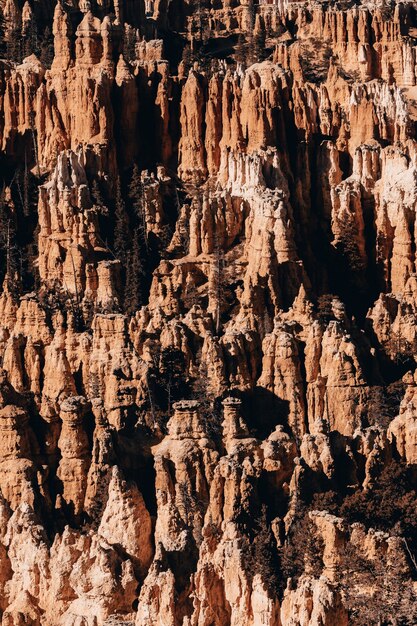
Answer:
(0, 0, 417, 624)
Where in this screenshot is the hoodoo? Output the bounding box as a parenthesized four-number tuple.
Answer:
(0, 0, 417, 623)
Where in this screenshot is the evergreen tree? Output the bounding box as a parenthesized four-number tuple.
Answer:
(252, 506, 280, 595)
(209, 235, 227, 335)
(0, 8, 6, 56)
(22, 153, 30, 217)
(190, 0, 204, 42)
(6, 26, 23, 63)
(0, 186, 20, 293)
(123, 25, 137, 63)
(182, 43, 194, 74)
(124, 227, 143, 314)
(335, 534, 417, 625)
(253, 21, 266, 63)
(91, 179, 108, 216)
(235, 34, 247, 67)
(128, 164, 148, 252)
(338, 220, 365, 272)
(247, 0, 256, 32)
(26, 236, 40, 291)
(278, 503, 325, 596)
(23, 18, 39, 58)
(14, 160, 38, 218)
(316, 293, 338, 326)
(114, 177, 129, 265)
(39, 26, 54, 69)
(246, 0, 264, 65)
(148, 347, 189, 418)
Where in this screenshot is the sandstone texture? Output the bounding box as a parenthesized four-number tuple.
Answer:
(0, 0, 417, 624)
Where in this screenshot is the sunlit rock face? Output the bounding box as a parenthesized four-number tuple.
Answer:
(0, 0, 417, 623)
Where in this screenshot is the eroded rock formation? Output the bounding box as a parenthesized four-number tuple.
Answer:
(0, 0, 417, 623)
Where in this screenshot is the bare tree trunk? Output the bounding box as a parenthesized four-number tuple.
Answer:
(167, 372, 172, 416)
(5, 219, 11, 280)
(146, 373, 156, 426)
(29, 109, 40, 178)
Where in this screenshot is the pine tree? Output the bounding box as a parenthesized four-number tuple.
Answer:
(247, 0, 255, 27)
(39, 26, 54, 69)
(5, 218, 19, 289)
(123, 25, 137, 63)
(246, 0, 259, 65)
(91, 179, 108, 216)
(148, 347, 189, 418)
(0, 8, 6, 56)
(22, 153, 30, 217)
(253, 22, 266, 63)
(190, 0, 203, 42)
(182, 43, 194, 74)
(209, 235, 226, 335)
(124, 228, 143, 314)
(0, 187, 20, 293)
(317, 293, 338, 326)
(23, 18, 39, 58)
(114, 177, 130, 266)
(6, 26, 23, 63)
(128, 164, 148, 252)
(252, 506, 280, 596)
(338, 220, 366, 273)
(26, 237, 40, 291)
(235, 34, 247, 67)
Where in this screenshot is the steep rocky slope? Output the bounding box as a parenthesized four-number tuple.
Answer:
(0, 0, 417, 623)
